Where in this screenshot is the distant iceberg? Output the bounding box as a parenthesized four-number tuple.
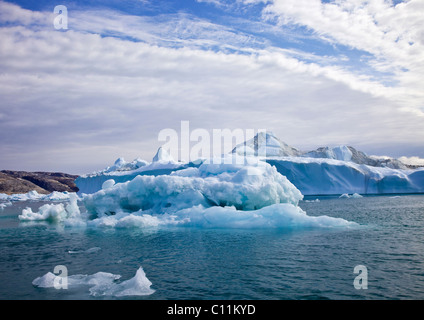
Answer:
(75, 147, 187, 195)
(339, 193, 363, 199)
(232, 131, 302, 157)
(232, 132, 424, 195)
(0, 190, 75, 202)
(267, 157, 424, 195)
(232, 132, 410, 170)
(76, 132, 424, 196)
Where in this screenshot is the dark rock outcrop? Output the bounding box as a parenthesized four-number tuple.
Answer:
(0, 170, 79, 195)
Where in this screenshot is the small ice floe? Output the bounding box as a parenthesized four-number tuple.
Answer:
(32, 267, 154, 297)
(1, 190, 77, 202)
(18, 194, 82, 223)
(339, 193, 363, 199)
(0, 201, 12, 210)
(68, 247, 101, 254)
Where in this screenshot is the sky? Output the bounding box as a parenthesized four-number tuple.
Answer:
(0, 0, 423, 174)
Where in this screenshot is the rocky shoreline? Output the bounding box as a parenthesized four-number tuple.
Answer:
(0, 170, 79, 195)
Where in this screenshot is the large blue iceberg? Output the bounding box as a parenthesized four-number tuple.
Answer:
(21, 154, 357, 229)
(76, 133, 424, 196)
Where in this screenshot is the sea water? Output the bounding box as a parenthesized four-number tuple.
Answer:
(1, 195, 424, 300)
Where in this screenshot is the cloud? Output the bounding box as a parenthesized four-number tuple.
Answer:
(0, 1, 50, 25)
(398, 156, 424, 166)
(195, 0, 225, 6)
(0, 1, 423, 173)
(249, 0, 424, 113)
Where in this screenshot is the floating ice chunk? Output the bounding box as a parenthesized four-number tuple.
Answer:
(351, 193, 363, 198)
(68, 247, 101, 254)
(1, 191, 76, 202)
(19, 203, 68, 222)
(7, 190, 42, 201)
(33, 271, 121, 290)
(32, 267, 154, 297)
(339, 193, 363, 199)
(32, 272, 57, 288)
(88, 211, 187, 229)
(43, 191, 72, 201)
(85, 247, 101, 253)
(83, 203, 357, 230)
(0, 201, 12, 209)
(172, 203, 357, 229)
(92, 267, 155, 297)
(19, 194, 82, 222)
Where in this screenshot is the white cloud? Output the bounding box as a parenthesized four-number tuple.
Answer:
(196, 0, 225, 6)
(250, 0, 424, 114)
(398, 156, 424, 166)
(0, 1, 50, 26)
(0, 1, 423, 173)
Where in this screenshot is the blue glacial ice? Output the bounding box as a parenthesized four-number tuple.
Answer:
(76, 133, 424, 197)
(19, 131, 424, 229)
(21, 155, 357, 229)
(267, 157, 424, 195)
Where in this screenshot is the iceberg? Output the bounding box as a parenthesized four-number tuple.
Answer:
(230, 131, 424, 195)
(75, 132, 424, 198)
(75, 148, 187, 195)
(22, 155, 357, 229)
(0, 201, 12, 209)
(60, 131, 423, 231)
(232, 132, 409, 169)
(19, 193, 83, 224)
(164, 203, 356, 229)
(83, 155, 303, 216)
(32, 267, 155, 297)
(0, 190, 76, 202)
(267, 157, 424, 195)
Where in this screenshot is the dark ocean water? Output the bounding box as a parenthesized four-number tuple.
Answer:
(1, 194, 424, 300)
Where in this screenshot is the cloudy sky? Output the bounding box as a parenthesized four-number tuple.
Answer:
(0, 0, 423, 174)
